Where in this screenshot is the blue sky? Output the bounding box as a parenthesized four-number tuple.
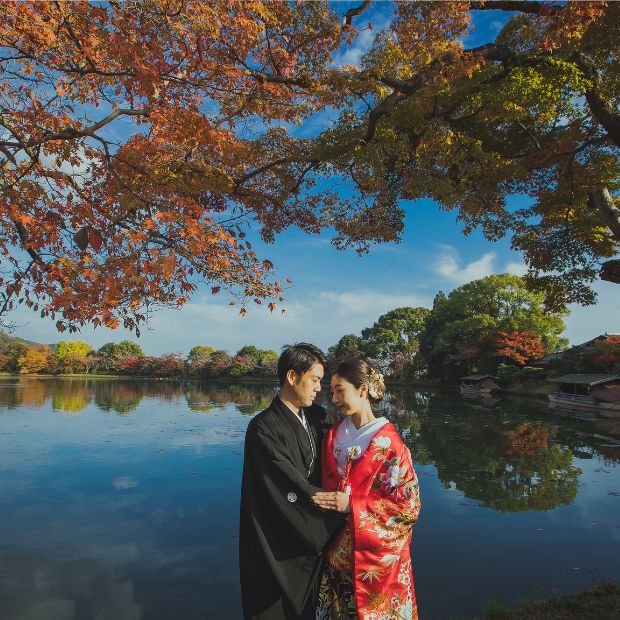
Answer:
(7, 2, 620, 354)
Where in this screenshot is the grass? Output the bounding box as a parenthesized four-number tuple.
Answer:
(477, 582, 620, 619)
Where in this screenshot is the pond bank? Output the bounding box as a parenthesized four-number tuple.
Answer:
(478, 581, 620, 619)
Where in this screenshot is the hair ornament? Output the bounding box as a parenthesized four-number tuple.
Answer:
(367, 366, 385, 400)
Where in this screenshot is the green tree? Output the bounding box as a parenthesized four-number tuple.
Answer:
(361, 307, 431, 370)
(421, 274, 568, 379)
(0, 340, 28, 373)
(187, 345, 216, 371)
(55, 340, 92, 361)
(328, 334, 363, 363)
(97, 341, 144, 370)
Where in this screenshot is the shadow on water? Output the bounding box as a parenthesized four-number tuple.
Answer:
(0, 378, 619, 619)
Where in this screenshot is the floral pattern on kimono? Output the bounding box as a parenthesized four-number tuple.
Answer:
(321, 420, 421, 620)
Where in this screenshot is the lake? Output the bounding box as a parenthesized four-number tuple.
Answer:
(0, 377, 619, 619)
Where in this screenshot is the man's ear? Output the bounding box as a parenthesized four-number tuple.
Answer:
(286, 369, 297, 386)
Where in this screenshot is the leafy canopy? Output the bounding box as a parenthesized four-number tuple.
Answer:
(1, 1, 618, 333)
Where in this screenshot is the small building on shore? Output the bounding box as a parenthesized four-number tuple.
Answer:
(533, 333, 620, 367)
(459, 374, 500, 395)
(548, 374, 620, 416)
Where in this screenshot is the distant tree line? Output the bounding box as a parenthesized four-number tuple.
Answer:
(0, 337, 278, 380)
(329, 275, 620, 383)
(1, 274, 615, 383)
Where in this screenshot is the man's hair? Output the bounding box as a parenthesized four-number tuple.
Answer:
(277, 343, 326, 385)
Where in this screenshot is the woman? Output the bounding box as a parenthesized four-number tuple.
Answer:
(312, 358, 421, 620)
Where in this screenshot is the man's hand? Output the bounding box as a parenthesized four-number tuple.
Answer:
(311, 490, 350, 513)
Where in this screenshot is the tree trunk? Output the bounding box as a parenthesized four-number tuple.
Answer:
(591, 187, 620, 242)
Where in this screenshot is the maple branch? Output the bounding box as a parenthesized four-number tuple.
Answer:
(363, 91, 407, 144)
(468, 1, 562, 15)
(33, 108, 149, 145)
(471, 45, 620, 148)
(246, 69, 313, 89)
(233, 156, 320, 189)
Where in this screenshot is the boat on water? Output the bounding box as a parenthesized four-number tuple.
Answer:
(459, 374, 500, 396)
(548, 374, 620, 417)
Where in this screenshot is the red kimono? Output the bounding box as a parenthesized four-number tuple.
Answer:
(320, 420, 421, 620)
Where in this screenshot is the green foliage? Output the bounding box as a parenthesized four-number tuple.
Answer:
(55, 340, 92, 360)
(327, 334, 363, 363)
(361, 307, 430, 360)
(187, 345, 216, 371)
(497, 364, 546, 386)
(420, 274, 568, 378)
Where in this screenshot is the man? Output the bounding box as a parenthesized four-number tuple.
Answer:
(239, 343, 344, 619)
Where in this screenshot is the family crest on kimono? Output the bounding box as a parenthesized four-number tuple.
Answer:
(312, 358, 421, 620)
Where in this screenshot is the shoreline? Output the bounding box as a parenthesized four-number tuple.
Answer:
(477, 581, 620, 619)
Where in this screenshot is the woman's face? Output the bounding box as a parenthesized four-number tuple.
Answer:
(331, 373, 367, 416)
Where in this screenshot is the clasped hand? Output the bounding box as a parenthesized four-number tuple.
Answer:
(311, 490, 350, 513)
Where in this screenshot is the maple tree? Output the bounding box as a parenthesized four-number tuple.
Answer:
(589, 334, 620, 373)
(1, 1, 618, 334)
(491, 330, 545, 366)
(18, 345, 52, 373)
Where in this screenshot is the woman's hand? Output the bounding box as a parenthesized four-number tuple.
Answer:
(312, 490, 350, 513)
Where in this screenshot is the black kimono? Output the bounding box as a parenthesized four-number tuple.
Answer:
(239, 395, 344, 620)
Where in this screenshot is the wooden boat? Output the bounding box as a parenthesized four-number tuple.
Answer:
(548, 374, 620, 418)
(459, 374, 499, 396)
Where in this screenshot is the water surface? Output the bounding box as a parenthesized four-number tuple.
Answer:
(1, 378, 619, 619)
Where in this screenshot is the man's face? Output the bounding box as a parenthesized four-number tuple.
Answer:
(291, 362, 324, 408)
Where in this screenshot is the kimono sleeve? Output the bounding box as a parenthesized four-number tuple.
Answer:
(247, 417, 344, 553)
(350, 436, 421, 554)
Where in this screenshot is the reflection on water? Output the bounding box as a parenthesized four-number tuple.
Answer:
(1, 378, 619, 619)
(0, 378, 276, 416)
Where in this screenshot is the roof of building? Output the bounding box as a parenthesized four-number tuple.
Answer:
(459, 374, 497, 381)
(551, 374, 620, 386)
(532, 333, 620, 365)
(571, 333, 620, 349)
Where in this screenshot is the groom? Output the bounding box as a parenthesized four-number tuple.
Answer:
(239, 343, 344, 619)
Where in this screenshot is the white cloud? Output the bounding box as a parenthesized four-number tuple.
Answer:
(505, 261, 528, 277)
(331, 13, 392, 69)
(435, 246, 528, 285)
(7, 287, 431, 356)
(435, 245, 496, 285)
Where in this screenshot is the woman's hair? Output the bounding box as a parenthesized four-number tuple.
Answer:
(332, 357, 385, 403)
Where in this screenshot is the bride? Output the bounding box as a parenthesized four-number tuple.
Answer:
(312, 358, 421, 620)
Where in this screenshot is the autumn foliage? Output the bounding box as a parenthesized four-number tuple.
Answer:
(491, 331, 546, 366)
(0, 1, 618, 333)
(503, 422, 550, 457)
(590, 335, 620, 373)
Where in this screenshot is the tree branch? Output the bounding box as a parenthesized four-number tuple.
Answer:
(343, 1, 372, 28)
(591, 187, 620, 242)
(468, 1, 562, 15)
